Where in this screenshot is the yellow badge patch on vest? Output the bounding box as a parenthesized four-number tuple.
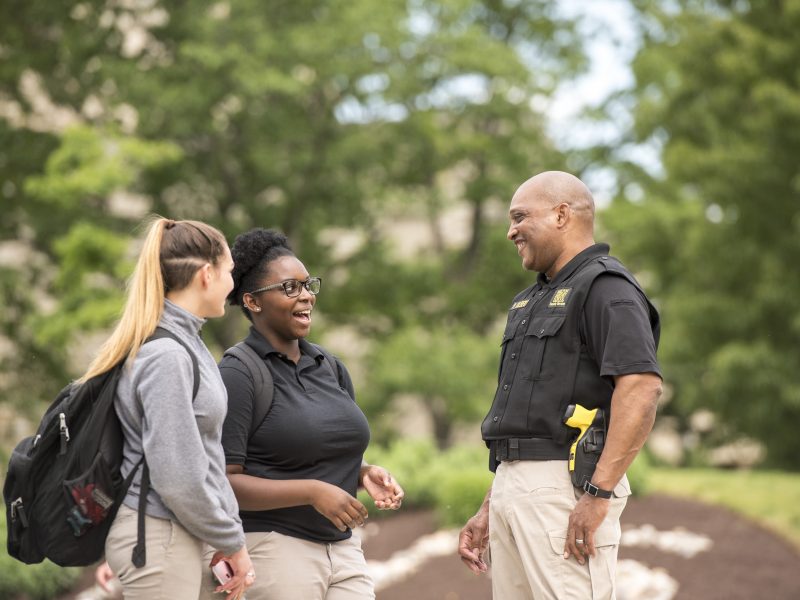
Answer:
(549, 288, 572, 307)
(510, 299, 529, 310)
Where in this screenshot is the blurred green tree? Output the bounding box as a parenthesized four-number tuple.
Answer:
(0, 0, 585, 443)
(602, 0, 800, 467)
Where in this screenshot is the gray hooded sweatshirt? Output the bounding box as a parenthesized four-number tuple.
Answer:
(115, 299, 245, 555)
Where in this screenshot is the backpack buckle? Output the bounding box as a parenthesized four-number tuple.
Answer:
(10, 498, 29, 528)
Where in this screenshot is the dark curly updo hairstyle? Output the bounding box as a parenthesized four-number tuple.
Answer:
(229, 228, 295, 321)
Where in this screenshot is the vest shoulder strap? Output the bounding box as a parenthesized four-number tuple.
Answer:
(566, 255, 645, 306)
(575, 255, 661, 344)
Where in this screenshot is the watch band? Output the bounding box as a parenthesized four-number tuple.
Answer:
(582, 480, 613, 499)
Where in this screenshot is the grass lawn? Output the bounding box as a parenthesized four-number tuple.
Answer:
(649, 467, 800, 549)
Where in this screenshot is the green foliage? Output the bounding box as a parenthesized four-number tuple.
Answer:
(625, 449, 651, 496)
(364, 439, 493, 526)
(433, 469, 494, 527)
(24, 126, 182, 208)
(362, 323, 499, 448)
(364, 438, 442, 508)
(0, 0, 585, 445)
(0, 511, 81, 600)
(603, 0, 800, 467)
(0, 265, 71, 416)
(33, 222, 132, 349)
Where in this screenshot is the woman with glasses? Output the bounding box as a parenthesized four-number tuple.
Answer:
(200, 228, 403, 600)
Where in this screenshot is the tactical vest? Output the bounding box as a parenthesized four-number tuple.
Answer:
(481, 250, 659, 466)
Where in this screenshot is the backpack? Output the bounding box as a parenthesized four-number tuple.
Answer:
(222, 341, 344, 437)
(3, 327, 198, 567)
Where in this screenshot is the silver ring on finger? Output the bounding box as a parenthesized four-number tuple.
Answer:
(576, 538, 584, 544)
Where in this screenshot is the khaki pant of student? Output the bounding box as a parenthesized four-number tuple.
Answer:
(105, 505, 204, 600)
(199, 529, 374, 600)
(489, 460, 630, 600)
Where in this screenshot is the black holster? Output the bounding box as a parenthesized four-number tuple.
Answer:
(571, 413, 606, 488)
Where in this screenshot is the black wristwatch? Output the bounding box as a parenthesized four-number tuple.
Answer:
(582, 481, 613, 499)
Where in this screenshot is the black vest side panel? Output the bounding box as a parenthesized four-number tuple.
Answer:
(481, 255, 658, 451)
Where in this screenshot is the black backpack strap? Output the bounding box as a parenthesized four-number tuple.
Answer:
(147, 327, 200, 399)
(131, 327, 200, 568)
(310, 343, 347, 394)
(223, 342, 274, 439)
(131, 460, 150, 568)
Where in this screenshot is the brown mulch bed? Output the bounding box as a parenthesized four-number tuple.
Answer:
(620, 495, 800, 600)
(363, 495, 800, 600)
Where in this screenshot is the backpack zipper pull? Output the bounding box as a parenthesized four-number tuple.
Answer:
(59, 413, 70, 455)
(11, 498, 29, 528)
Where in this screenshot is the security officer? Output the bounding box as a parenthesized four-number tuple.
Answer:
(458, 171, 662, 599)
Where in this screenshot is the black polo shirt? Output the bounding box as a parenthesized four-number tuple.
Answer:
(219, 327, 370, 543)
(580, 268, 661, 381)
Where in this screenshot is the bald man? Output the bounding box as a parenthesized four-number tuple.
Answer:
(458, 172, 662, 599)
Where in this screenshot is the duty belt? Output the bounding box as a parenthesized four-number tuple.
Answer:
(491, 437, 569, 462)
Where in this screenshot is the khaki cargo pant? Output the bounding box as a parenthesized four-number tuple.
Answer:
(199, 529, 374, 600)
(489, 460, 630, 600)
(105, 505, 204, 600)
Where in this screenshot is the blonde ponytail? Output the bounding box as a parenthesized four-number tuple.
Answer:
(78, 217, 169, 382)
(78, 216, 227, 382)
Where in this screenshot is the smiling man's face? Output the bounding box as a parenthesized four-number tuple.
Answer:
(506, 186, 562, 275)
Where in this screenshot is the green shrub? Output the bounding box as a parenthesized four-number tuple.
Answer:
(364, 439, 492, 526)
(0, 509, 81, 600)
(433, 468, 494, 527)
(626, 450, 651, 496)
(363, 437, 441, 508)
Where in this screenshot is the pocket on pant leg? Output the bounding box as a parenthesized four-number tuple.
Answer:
(588, 542, 619, 600)
(161, 519, 174, 551)
(105, 507, 137, 581)
(545, 527, 620, 555)
(547, 527, 619, 600)
(613, 475, 631, 498)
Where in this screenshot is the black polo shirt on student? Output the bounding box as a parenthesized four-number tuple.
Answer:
(219, 327, 370, 543)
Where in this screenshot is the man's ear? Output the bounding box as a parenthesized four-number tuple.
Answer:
(555, 202, 571, 228)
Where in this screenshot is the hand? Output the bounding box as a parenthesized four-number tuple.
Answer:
(563, 493, 610, 565)
(310, 481, 368, 531)
(210, 546, 255, 600)
(360, 465, 404, 510)
(95, 561, 116, 594)
(458, 508, 490, 575)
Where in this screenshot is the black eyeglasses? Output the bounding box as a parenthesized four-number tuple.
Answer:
(249, 277, 322, 298)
